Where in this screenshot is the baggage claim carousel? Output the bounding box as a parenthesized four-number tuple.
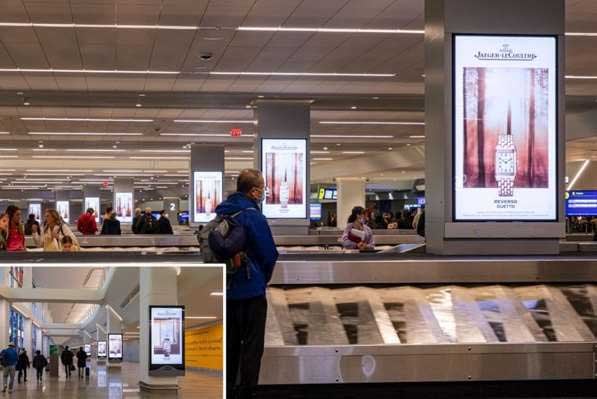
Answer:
(258, 253, 597, 398)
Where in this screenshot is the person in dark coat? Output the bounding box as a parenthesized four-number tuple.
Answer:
(16, 349, 29, 384)
(217, 169, 278, 399)
(76, 347, 87, 379)
(100, 208, 121, 235)
(137, 208, 157, 234)
(32, 350, 47, 383)
(60, 346, 74, 379)
(24, 214, 40, 236)
(157, 210, 173, 235)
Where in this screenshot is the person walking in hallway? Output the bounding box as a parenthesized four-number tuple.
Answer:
(0, 343, 18, 393)
(60, 346, 74, 379)
(16, 348, 30, 384)
(32, 350, 47, 384)
(76, 347, 87, 379)
(217, 169, 279, 399)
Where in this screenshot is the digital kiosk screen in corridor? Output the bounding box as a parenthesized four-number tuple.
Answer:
(97, 341, 106, 358)
(262, 138, 307, 219)
(149, 306, 185, 375)
(453, 35, 557, 221)
(108, 334, 122, 360)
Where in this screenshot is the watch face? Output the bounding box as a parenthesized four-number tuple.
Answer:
(497, 155, 514, 174)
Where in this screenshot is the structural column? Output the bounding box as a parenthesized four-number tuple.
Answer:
(336, 178, 366, 229)
(139, 267, 179, 391)
(424, 0, 565, 255)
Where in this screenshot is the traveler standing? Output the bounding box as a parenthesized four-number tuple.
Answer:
(100, 208, 121, 235)
(16, 348, 30, 384)
(416, 206, 426, 238)
(0, 343, 18, 393)
(132, 208, 142, 233)
(0, 213, 9, 251)
(5, 206, 25, 252)
(60, 346, 74, 379)
(77, 208, 98, 235)
(32, 210, 80, 251)
(217, 169, 279, 399)
(76, 347, 87, 379)
(341, 206, 375, 250)
(137, 208, 157, 234)
(32, 350, 47, 384)
(157, 211, 174, 234)
(24, 214, 40, 236)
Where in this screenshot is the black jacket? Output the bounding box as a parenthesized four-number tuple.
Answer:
(24, 220, 39, 236)
(76, 350, 87, 368)
(60, 350, 73, 366)
(132, 215, 141, 234)
(32, 354, 47, 370)
(101, 218, 121, 235)
(157, 217, 173, 235)
(138, 214, 158, 234)
(16, 352, 29, 370)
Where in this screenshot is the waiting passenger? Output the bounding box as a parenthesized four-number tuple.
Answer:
(131, 208, 142, 234)
(5, 206, 25, 252)
(24, 214, 40, 236)
(416, 206, 426, 238)
(61, 236, 78, 252)
(341, 206, 375, 250)
(32, 350, 47, 384)
(76, 347, 87, 379)
(0, 213, 9, 251)
(157, 210, 173, 235)
(100, 208, 121, 235)
(32, 209, 80, 251)
(77, 208, 98, 235)
(137, 208, 158, 234)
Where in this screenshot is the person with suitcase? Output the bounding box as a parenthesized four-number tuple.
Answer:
(32, 351, 48, 384)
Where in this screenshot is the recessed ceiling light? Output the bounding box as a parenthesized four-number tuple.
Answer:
(350, 106, 357, 110)
(23, 101, 31, 106)
(372, 96, 380, 100)
(135, 103, 142, 108)
(323, 146, 328, 151)
(388, 147, 393, 150)
(209, 71, 396, 78)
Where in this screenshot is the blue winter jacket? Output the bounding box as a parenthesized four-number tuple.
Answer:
(1, 347, 18, 367)
(215, 192, 279, 300)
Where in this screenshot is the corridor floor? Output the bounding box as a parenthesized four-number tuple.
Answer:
(0, 361, 222, 398)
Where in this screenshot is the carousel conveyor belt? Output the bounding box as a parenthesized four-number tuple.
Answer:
(260, 255, 597, 385)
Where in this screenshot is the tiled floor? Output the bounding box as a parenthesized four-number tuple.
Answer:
(0, 361, 222, 398)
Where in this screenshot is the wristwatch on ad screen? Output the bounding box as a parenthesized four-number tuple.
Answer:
(495, 107, 517, 197)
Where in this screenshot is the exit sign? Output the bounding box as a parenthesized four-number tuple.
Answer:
(230, 128, 242, 137)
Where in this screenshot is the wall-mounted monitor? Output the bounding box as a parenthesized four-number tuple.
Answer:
(262, 139, 307, 219)
(309, 203, 322, 221)
(84, 197, 100, 222)
(193, 171, 223, 223)
(97, 341, 107, 358)
(28, 203, 41, 222)
(107, 334, 122, 360)
(56, 201, 70, 223)
(566, 191, 597, 216)
(114, 192, 133, 223)
(453, 34, 557, 221)
(149, 305, 185, 376)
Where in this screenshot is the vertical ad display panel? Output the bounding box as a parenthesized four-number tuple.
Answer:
(114, 193, 133, 223)
(149, 306, 185, 370)
(453, 35, 557, 221)
(193, 172, 223, 223)
(262, 139, 307, 219)
(107, 334, 122, 360)
(28, 204, 41, 222)
(97, 341, 107, 358)
(84, 197, 100, 222)
(56, 201, 70, 223)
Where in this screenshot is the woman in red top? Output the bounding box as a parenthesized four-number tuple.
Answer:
(6, 205, 25, 252)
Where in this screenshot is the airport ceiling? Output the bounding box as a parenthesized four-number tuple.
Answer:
(0, 0, 595, 194)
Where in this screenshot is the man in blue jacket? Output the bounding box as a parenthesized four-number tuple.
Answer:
(216, 169, 278, 399)
(1, 343, 18, 393)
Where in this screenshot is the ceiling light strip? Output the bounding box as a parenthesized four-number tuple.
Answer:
(237, 26, 424, 34)
(209, 71, 395, 77)
(21, 117, 154, 123)
(0, 68, 178, 75)
(28, 132, 144, 136)
(311, 134, 393, 139)
(173, 119, 257, 124)
(319, 121, 425, 125)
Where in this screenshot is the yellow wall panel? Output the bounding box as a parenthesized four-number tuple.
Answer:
(185, 323, 222, 371)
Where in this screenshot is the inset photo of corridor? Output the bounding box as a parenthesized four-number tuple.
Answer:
(0, 265, 223, 398)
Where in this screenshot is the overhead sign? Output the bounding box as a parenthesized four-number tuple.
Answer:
(230, 127, 242, 137)
(193, 172, 223, 223)
(453, 35, 557, 221)
(262, 138, 307, 219)
(149, 306, 185, 376)
(107, 334, 122, 360)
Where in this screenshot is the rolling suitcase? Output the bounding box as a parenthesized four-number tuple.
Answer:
(85, 367, 90, 377)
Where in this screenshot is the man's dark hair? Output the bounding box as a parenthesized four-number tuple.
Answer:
(86, 208, 94, 214)
(237, 169, 263, 194)
(106, 207, 113, 214)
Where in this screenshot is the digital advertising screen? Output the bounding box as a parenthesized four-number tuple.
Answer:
(97, 341, 107, 358)
(565, 191, 597, 216)
(149, 306, 185, 374)
(262, 139, 307, 219)
(193, 171, 223, 223)
(309, 203, 322, 221)
(107, 334, 122, 360)
(28, 203, 41, 222)
(114, 192, 133, 223)
(56, 201, 70, 223)
(453, 35, 557, 221)
(84, 344, 91, 356)
(84, 197, 100, 222)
